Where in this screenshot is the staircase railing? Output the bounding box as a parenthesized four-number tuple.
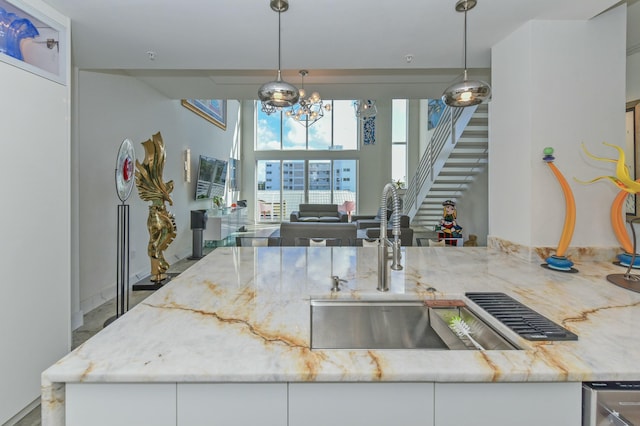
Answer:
(404, 104, 477, 220)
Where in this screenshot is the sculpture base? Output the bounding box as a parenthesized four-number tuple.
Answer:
(606, 273, 640, 293)
(615, 253, 640, 269)
(132, 272, 179, 291)
(541, 255, 578, 273)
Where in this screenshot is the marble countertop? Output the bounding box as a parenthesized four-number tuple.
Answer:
(42, 247, 640, 402)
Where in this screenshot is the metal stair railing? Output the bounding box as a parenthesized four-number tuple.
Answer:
(405, 104, 477, 220)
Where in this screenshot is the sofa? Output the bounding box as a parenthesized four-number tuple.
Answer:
(278, 222, 357, 246)
(290, 204, 348, 223)
(353, 208, 410, 229)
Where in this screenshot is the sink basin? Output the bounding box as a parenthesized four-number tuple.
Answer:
(310, 299, 518, 350)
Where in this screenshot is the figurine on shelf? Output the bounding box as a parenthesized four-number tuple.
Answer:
(435, 200, 463, 245)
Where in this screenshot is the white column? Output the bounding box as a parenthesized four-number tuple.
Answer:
(489, 5, 627, 249)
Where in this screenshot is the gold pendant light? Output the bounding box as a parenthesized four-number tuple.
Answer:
(442, 0, 491, 107)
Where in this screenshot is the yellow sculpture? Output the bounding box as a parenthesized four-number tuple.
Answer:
(135, 132, 177, 283)
(577, 142, 640, 264)
(579, 142, 640, 193)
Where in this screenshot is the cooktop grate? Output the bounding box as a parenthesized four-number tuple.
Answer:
(465, 292, 578, 341)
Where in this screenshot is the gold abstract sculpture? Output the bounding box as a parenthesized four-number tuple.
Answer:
(135, 132, 177, 283)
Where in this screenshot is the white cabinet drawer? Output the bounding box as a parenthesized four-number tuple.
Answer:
(66, 383, 176, 426)
(177, 383, 287, 426)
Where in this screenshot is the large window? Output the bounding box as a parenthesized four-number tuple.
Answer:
(256, 159, 357, 221)
(254, 100, 362, 222)
(256, 100, 358, 151)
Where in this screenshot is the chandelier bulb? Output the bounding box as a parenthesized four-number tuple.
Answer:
(299, 88, 306, 98)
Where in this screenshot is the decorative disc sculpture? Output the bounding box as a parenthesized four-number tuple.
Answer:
(542, 147, 577, 272)
(135, 132, 177, 283)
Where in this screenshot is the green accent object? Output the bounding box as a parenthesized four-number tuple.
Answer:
(543, 147, 554, 155)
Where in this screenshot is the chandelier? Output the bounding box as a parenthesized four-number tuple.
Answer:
(441, 0, 491, 107)
(258, 0, 299, 114)
(286, 70, 331, 127)
(353, 100, 377, 120)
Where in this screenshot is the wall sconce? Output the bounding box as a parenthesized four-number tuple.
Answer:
(184, 149, 191, 183)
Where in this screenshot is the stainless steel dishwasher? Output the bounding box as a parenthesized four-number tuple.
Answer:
(583, 382, 640, 425)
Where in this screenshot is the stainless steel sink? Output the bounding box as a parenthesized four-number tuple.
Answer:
(310, 299, 518, 350)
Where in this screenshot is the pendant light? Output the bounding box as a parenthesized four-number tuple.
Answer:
(353, 100, 377, 120)
(286, 70, 331, 127)
(258, 0, 300, 114)
(442, 0, 491, 107)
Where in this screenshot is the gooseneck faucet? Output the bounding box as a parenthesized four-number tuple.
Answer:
(377, 182, 403, 291)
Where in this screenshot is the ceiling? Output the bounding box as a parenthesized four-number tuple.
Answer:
(41, 0, 638, 100)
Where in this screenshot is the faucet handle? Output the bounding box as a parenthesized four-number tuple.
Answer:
(331, 275, 347, 292)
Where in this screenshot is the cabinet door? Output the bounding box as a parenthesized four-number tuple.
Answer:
(66, 383, 176, 426)
(434, 382, 581, 426)
(289, 382, 435, 426)
(177, 383, 287, 426)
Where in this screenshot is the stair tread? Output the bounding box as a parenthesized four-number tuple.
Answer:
(410, 105, 487, 222)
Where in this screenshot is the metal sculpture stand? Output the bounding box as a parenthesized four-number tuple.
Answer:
(104, 203, 130, 326)
(607, 217, 640, 293)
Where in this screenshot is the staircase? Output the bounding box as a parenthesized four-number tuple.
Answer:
(405, 104, 488, 230)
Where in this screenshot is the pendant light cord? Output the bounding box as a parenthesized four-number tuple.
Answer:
(278, 9, 282, 72)
(463, 8, 468, 72)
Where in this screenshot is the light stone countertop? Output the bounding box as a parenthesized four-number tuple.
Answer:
(41, 246, 640, 423)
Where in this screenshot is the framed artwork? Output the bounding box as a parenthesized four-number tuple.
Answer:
(0, 0, 68, 85)
(181, 99, 227, 130)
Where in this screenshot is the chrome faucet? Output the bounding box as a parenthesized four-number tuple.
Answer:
(377, 182, 403, 292)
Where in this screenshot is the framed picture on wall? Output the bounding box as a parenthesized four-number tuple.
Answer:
(0, 0, 68, 85)
(181, 99, 227, 130)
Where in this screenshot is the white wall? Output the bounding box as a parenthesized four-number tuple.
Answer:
(490, 6, 626, 248)
(0, 1, 71, 423)
(628, 0, 640, 103)
(75, 70, 239, 315)
(628, 51, 640, 102)
(456, 169, 489, 246)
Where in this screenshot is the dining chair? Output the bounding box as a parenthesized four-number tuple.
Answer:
(236, 236, 282, 247)
(294, 237, 342, 247)
(349, 237, 378, 247)
(257, 200, 273, 221)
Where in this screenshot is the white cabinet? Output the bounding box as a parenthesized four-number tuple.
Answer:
(177, 383, 287, 426)
(64, 381, 581, 426)
(434, 382, 582, 426)
(289, 382, 435, 426)
(66, 383, 176, 426)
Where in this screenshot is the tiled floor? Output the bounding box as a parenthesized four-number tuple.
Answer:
(10, 225, 280, 426)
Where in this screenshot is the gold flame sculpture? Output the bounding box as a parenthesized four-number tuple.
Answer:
(135, 132, 177, 282)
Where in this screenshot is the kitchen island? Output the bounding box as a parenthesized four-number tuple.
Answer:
(42, 246, 640, 425)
